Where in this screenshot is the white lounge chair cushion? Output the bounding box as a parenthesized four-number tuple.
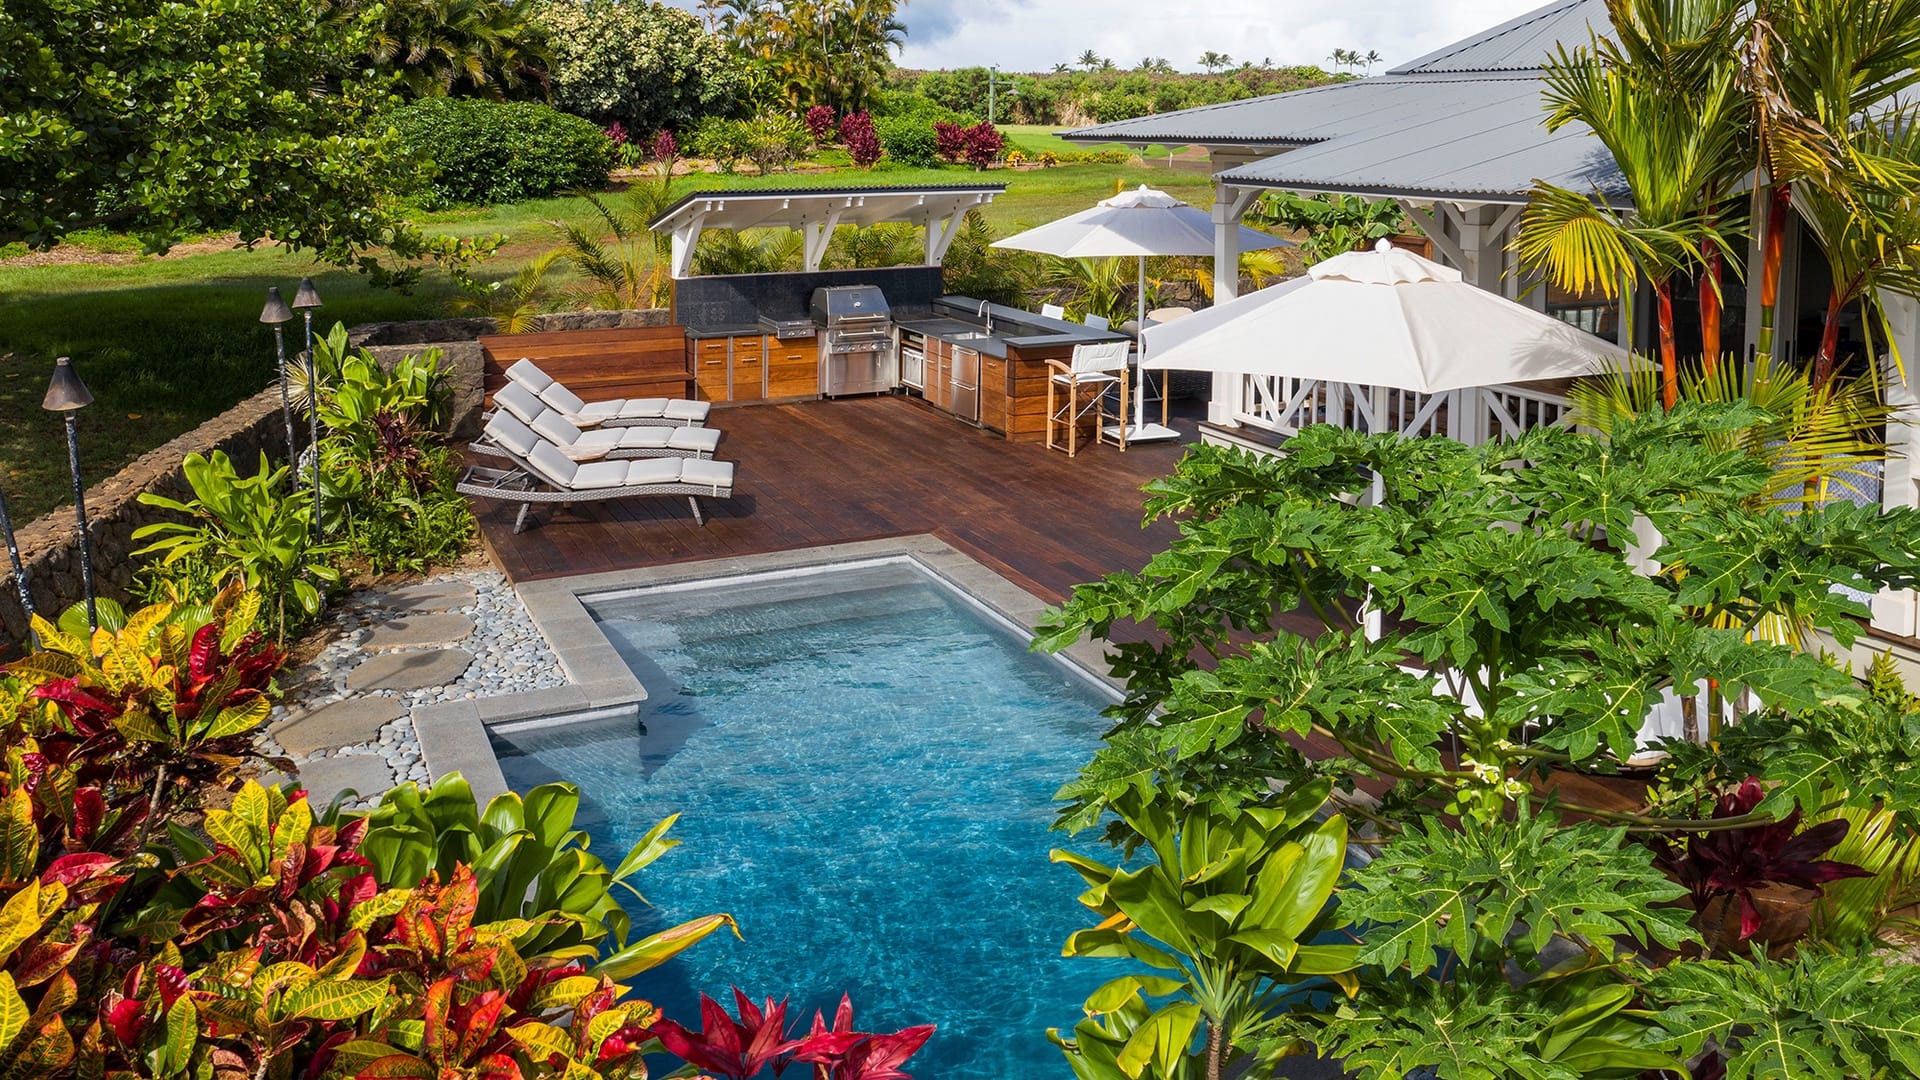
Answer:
(570, 459, 633, 489)
(576, 398, 626, 417)
(664, 400, 711, 422)
(680, 458, 734, 493)
(557, 444, 610, 462)
(525, 442, 579, 488)
(505, 358, 556, 393)
(495, 382, 547, 426)
(667, 427, 721, 454)
(619, 398, 668, 418)
(573, 426, 629, 447)
(486, 412, 543, 459)
(538, 380, 592, 416)
(623, 457, 684, 486)
(529, 409, 584, 447)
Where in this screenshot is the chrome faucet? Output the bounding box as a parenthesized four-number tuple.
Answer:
(976, 299, 994, 336)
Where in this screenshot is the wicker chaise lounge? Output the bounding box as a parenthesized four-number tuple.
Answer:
(457, 413, 736, 533)
(505, 359, 712, 428)
(478, 383, 723, 460)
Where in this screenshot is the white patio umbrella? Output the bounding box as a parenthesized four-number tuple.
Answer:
(993, 185, 1288, 442)
(1141, 239, 1630, 392)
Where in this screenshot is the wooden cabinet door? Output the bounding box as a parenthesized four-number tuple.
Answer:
(981, 353, 1009, 433)
(927, 340, 948, 410)
(694, 337, 732, 402)
(767, 338, 820, 399)
(730, 335, 765, 402)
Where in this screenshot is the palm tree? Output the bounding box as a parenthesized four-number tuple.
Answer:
(1199, 50, 1232, 73)
(1362, 49, 1381, 74)
(1519, 26, 1747, 407)
(546, 178, 685, 311)
(353, 0, 551, 99)
(1052, 62, 1072, 75)
(1077, 49, 1104, 71)
(1794, 119, 1920, 386)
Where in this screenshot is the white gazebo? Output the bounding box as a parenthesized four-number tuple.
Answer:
(647, 184, 1005, 279)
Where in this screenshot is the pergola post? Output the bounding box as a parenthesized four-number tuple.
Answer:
(1210, 183, 1260, 425)
(1873, 291, 1920, 638)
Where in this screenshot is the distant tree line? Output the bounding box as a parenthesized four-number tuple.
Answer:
(895, 64, 1343, 126)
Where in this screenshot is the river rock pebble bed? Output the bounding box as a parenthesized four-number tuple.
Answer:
(261, 569, 566, 808)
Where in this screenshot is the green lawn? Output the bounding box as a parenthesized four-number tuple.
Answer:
(0, 159, 1212, 521)
(996, 124, 1188, 160)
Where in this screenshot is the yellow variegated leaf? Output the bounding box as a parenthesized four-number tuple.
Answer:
(0, 653, 81, 683)
(529, 976, 602, 1011)
(110, 707, 171, 745)
(0, 880, 61, 966)
(204, 696, 270, 740)
(269, 796, 312, 870)
(508, 1022, 575, 1061)
(0, 789, 38, 887)
(349, 889, 412, 931)
(0, 972, 28, 1053)
(27, 616, 85, 660)
(284, 977, 389, 1021)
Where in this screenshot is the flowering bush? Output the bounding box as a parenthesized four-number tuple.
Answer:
(532, 0, 741, 134)
(839, 111, 882, 169)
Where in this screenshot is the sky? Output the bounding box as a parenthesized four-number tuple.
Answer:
(670, 0, 1555, 75)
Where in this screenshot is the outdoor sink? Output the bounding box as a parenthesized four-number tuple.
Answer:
(950, 331, 995, 342)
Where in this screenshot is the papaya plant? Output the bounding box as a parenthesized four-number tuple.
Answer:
(1049, 780, 1357, 1080)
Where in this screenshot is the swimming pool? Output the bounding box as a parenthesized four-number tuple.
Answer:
(490, 559, 1125, 1079)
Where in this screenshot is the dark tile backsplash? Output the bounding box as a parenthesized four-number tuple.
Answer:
(672, 266, 945, 327)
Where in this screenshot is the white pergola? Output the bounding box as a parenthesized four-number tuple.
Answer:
(647, 184, 1004, 278)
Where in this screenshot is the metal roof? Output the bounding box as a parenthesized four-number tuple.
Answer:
(1391, 0, 1610, 74)
(1056, 0, 1626, 206)
(1216, 76, 1628, 206)
(647, 184, 1004, 233)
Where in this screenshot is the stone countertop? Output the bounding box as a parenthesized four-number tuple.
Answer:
(899, 296, 1132, 359)
(682, 322, 772, 339)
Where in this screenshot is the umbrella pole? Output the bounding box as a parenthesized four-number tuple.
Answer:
(1135, 256, 1148, 431)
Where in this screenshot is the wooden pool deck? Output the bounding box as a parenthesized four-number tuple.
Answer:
(475, 394, 1193, 606)
(472, 393, 1649, 815)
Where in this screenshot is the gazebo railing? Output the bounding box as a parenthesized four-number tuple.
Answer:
(1234, 374, 1572, 445)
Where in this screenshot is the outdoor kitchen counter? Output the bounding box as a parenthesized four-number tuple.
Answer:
(898, 297, 1131, 357)
(682, 322, 769, 339)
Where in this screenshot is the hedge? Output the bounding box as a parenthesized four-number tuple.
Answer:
(390, 98, 614, 207)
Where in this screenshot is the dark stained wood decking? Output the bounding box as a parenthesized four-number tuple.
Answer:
(474, 395, 1651, 816)
(476, 394, 1187, 604)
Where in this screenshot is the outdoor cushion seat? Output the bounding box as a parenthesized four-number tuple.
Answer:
(505, 358, 711, 427)
(523, 442, 734, 493)
(482, 399, 720, 465)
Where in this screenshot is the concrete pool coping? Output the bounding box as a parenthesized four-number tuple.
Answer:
(414, 535, 1121, 802)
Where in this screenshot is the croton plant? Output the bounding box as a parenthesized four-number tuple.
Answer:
(0, 586, 931, 1079)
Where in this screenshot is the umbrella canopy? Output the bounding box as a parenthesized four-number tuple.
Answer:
(991, 184, 1285, 258)
(1142, 240, 1631, 394)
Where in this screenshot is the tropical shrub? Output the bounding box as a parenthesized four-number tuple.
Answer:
(389, 97, 614, 207)
(804, 104, 837, 144)
(1049, 781, 1357, 1080)
(839, 111, 882, 168)
(1038, 408, 1920, 1075)
(959, 122, 1004, 169)
(692, 115, 756, 174)
(933, 121, 969, 164)
(0, 594, 900, 1080)
(532, 0, 741, 133)
(1244, 191, 1412, 263)
(1091, 91, 1154, 123)
(132, 451, 344, 639)
(743, 112, 809, 174)
(363, 0, 553, 100)
(309, 325, 473, 574)
(876, 116, 940, 167)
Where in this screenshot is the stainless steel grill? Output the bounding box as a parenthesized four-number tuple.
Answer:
(756, 314, 817, 341)
(811, 286, 897, 395)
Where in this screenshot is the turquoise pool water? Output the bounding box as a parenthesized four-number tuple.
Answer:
(490, 561, 1124, 1079)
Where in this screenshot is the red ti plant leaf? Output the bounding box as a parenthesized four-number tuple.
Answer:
(1656, 777, 1872, 941)
(791, 995, 935, 1080)
(647, 989, 803, 1080)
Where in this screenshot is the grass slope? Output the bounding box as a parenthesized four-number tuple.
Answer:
(0, 160, 1210, 521)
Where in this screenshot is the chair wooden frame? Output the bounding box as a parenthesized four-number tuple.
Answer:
(1045, 341, 1131, 457)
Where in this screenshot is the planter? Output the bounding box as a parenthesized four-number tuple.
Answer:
(1694, 885, 1818, 958)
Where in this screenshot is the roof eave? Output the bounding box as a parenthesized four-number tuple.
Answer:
(1214, 174, 1633, 211)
